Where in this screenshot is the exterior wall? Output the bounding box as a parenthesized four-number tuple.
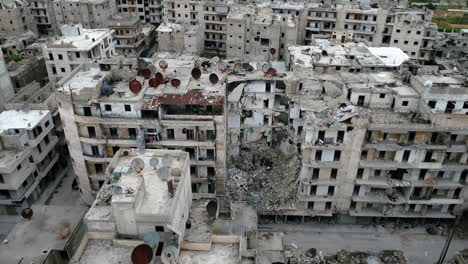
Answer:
(52, 0, 113, 29)
(115, 0, 163, 25)
(43, 28, 115, 82)
(0, 3, 35, 34)
(0, 112, 59, 215)
(0, 49, 14, 110)
(29, 0, 59, 36)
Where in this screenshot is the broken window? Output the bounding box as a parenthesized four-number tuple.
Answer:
(312, 168, 319, 180)
(207, 149, 215, 160)
(330, 169, 337, 180)
(260, 38, 269, 46)
(328, 186, 335, 196)
(95, 164, 103, 173)
(265, 82, 271, 92)
(186, 129, 195, 140)
(167, 129, 174, 140)
(353, 186, 360, 196)
(207, 167, 215, 177)
(124, 104, 131, 112)
(337, 131, 345, 143)
(104, 104, 112, 111)
(206, 130, 215, 141)
(83, 107, 92, 116)
(325, 202, 332, 210)
(402, 150, 411, 162)
(445, 101, 455, 114)
(374, 170, 381, 177)
(424, 151, 433, 162)
(460, 170, 467, 184)
(334, 151, 341, 161)
(357, 96, 365, 106)
(112, 146, 120, 155)
(419, 169, 427, 180)
(315, 150, 322, 161)
(356, 168, 364, 179)
(308, 202, 314, 209)
(378, 151, 385, 160)
(310, 185, 317, 195)
(379, 93, 385, 99)
(361, 150, 368, 160)
(110, 127, 118, 137)
(318, 131, 325, 141)
(402, 101, 408, 106)
(88, 126, 96, 138)
(128, 128, 137, 138)
(408, 131, 415, 142)
(428, 101, 436, 109)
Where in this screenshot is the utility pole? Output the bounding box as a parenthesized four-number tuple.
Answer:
(437, 213, 463, 264)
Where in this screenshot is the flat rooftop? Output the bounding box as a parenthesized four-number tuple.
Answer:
(0, 205, 87, 264)
(179, 243, 240, 264)
(47, 28, 111, 50)
(0, 110, 49, 133)
(288, 43, 409, 68)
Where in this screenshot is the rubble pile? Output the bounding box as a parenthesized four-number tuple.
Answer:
(226, 141, 300, 213)
(284, 248, 407, 264)
(95, 185, 112, 206)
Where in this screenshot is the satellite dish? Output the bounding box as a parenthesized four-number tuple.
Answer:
(161, 245, 179, 264)
(131, 244, 153, 264)
(242, 63, 254, 72)
(170, 79, 181, 88)
(131, 158, 145, 173)
(149, 78, 160, 88)
(191, 68, 201, 80)
(142, 68, 151, 79)
(162, 153, 172, 166)
(266, 68, 277, 76)
(206, 200, 218, 217)
(129, 80, 142, 94)
(157, 166, 170, 180)
(113, 185, 123, 194)
(233, 63, 241, 72)
(149, 157, 159, 169)
(159, 60, 168, 70)
(209, 73, 219, 85)
(270, 48, 276, 55)
(262, 63, 272, 73)
(21, 208, 33, 220)
(212, 56, 219, 63)
(143, 231, 160, 248)
(155, 72, 164, 83)
(218, 62, 227, 73)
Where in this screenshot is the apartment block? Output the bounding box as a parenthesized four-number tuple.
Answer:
(29, 0, 59, 36)
(113, 0, 163, 25)
(108, 15, 156, 57)
(42, 24, 115, 82)
(0, 110, 59, 215)
(0, 0, 35, 34)
(55, 54, 225, 204)
(226, 7, 298, 61)
(52, 0, 113, 29)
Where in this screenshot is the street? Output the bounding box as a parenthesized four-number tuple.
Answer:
(259, 224, 467, 263)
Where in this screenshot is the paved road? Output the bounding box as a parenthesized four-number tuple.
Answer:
(259, 224, 467, 264)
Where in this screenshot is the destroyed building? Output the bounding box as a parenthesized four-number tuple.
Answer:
(108, 15, 156, 57)
(55, 40, 468, 222)
(55, 54, 226, 204)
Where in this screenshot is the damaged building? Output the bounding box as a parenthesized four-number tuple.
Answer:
(225, 41, 468, 223)
(55, 53, 226, 204)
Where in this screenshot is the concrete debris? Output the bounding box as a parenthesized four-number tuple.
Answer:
(95, 185, 112, 206)
(226, 141, 300, 213)
(285, 248, 407, 264)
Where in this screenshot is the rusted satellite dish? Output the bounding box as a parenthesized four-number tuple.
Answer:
(149, 78, 160, 88)
(206, 200, 218, 217)
(171, 79, 181, 88)
(233, 63, 241, 72)
(191, 68, 202, 80)
(270, 48, 276, 55)
(266, 67, 277, 76)
(21, 208, 33, 220)
(155, 72, 164, 83)
(131, 244, 153, 264)
(218, 62, 227, 73)
(262, 63, 271, 73)
(142, 68, 152, 79)
(209, 73, 219, 85)
(159, 60, 168, 70)
(129, 80, 142, 94)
